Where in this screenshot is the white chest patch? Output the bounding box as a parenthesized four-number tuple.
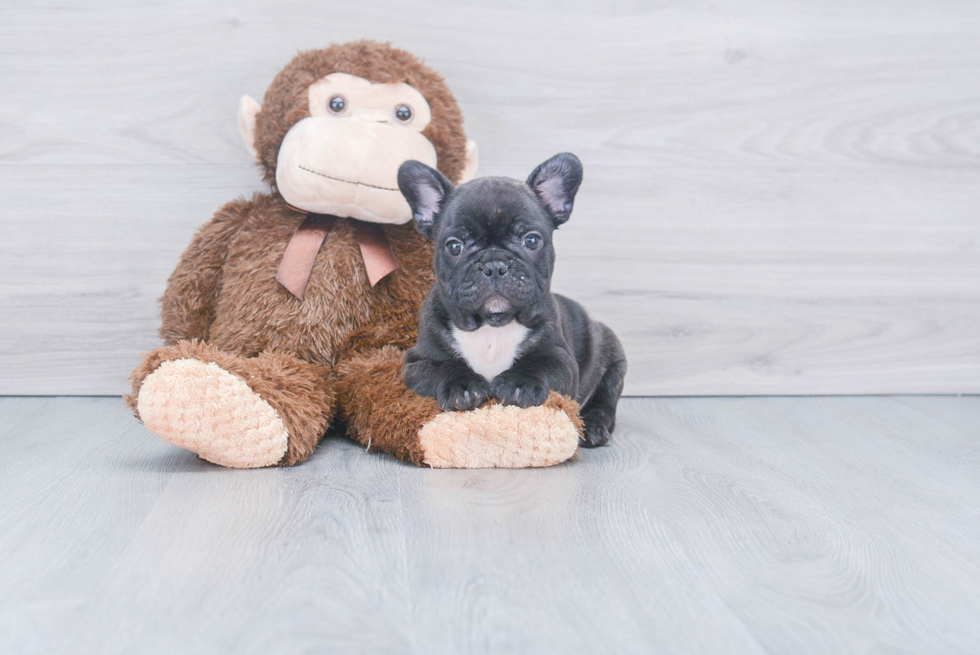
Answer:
(451, 321, 530, 381)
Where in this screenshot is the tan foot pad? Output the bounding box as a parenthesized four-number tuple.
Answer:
(418, 393, 581, 468)
(137, 359, 289, 469)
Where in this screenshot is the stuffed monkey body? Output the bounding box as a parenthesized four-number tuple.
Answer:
(126, 42, 582, 469)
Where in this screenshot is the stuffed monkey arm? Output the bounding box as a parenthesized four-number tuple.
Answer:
(159, 197, 252, 345)
(336, 346, 583, 469)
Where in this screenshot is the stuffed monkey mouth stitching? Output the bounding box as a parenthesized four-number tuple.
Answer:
(298, 165, 399, 192)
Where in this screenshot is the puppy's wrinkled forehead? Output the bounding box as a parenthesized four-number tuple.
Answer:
(445, 178, 550, 238)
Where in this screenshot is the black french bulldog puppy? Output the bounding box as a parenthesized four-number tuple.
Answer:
(397, 153, 627, 447)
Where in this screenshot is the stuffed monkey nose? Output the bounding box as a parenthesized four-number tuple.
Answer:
(352, 110, 390, 123)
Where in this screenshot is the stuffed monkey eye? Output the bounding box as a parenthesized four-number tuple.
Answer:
(394, 104, 413, 123)
(328, 95, 347, 114)
(522, 232, 543, 251)
(445, 238, 464, 256)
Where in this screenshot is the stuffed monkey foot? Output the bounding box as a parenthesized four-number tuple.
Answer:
(337, 347, 583, 468)
(137, 359, 288, 468)
(126, 340, 336, 468)
(418, 393, 583, 468)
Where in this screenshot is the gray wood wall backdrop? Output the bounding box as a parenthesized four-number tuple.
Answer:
(1, 0, 978, 396)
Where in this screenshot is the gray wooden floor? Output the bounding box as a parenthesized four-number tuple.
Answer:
(1, 397, 978, 654)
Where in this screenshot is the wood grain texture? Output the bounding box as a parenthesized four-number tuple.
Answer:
(2, 396, 979, 653)
(1, 0, 979, 395)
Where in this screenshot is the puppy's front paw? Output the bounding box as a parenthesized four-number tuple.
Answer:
(491, 371, 549, 408)
(437, 375, 491, 412)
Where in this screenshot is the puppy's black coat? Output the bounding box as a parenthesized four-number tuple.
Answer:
(398, 153, 626, 447)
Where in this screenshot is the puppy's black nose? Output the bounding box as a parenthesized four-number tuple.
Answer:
(481, 260, 509, 278)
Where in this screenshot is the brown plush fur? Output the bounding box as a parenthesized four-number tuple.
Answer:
(157, 193, 434, 366)
(334, 346, 439, 465)
(128, 41, 581, 467)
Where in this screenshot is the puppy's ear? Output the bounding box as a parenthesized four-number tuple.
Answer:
(526, 152, 583, 227)
(398, 160, 455, 239)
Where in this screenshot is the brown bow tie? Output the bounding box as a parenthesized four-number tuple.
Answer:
(276, 213, 399, 300)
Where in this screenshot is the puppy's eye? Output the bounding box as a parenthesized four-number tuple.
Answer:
(522, 232, 543, 251)
(445, 239, 464, 256)
(394, 104, 413, 123)
(328, 95, 346, 114)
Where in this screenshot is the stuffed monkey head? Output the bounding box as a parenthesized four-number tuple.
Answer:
(239, 40, 479, 224)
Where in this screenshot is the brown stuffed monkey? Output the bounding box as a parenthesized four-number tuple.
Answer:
(125, 41, 582, 469)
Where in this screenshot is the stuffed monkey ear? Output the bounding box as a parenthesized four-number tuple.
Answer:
(526, 152, 584, 227)
(457, 140, 479, 184)
(398, 160, 455, 239)
(238, 95, 262, 160)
